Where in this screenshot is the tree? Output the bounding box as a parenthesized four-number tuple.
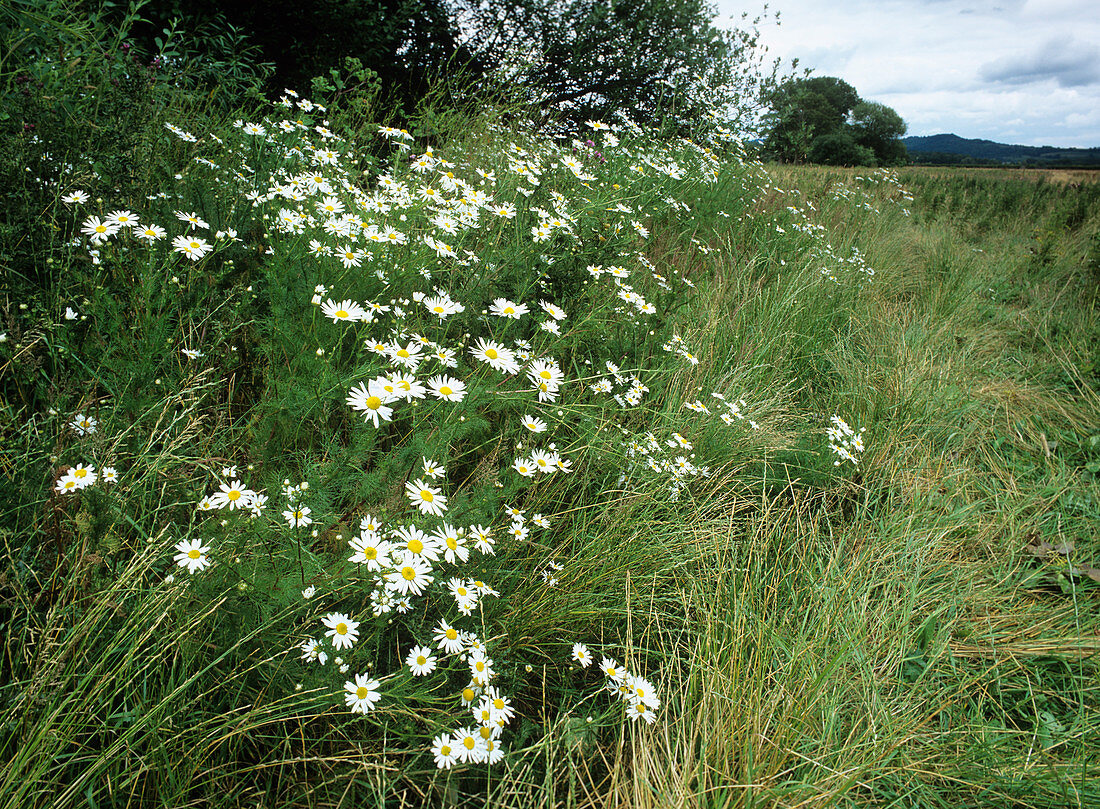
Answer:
(447, 0, 781, 133)
(761, 75, 906, 166)
(851, 101, 908, 165)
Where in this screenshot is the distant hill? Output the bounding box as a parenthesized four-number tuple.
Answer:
(904, 134, 1100, 167)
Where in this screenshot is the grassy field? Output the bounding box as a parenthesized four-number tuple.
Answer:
(1, 75, 1098, 809)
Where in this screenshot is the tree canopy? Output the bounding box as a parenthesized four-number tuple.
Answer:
(761, 76, 907, 166)
(128, 0, 780, 133)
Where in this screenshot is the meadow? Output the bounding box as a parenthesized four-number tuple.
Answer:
(2, 56, 1099, 809)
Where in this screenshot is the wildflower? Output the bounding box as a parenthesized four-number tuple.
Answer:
(392, 525, 441, 562)
(423, 294, 464, 319)
(55, 473, 80, 494)
(387, 341, 423, 371)
(211, 479, 254, 511)
(468, 652, 495, 685)
(422, 458, 446, 479)
(453, 726, 488, 763)
(601, 657, 626, 682)
(181, 348, 203, 359)
(321, 299, 367, 323)
(428, 375, 466, 402)
(283, 506, 313, 528)
(521, 415, 547, 433)
(406, 645, 437, 676)
(572, 643, 592, 667)
(173, 538, 212, 574)
(434, 524, 469, 564)
(346, 380, 396, 427)
(470, 338, 519, 374)
(434, 620, 466, 655)
(512, 458, 536, 478)
(432, 734, 458, 769)
(175, 211, 210, 230)
(172, 234, 212, 261)
(406, 478, 448, 517)
(385, 552, 433, 596)
(470, 525, 495, 555)
(323, 612, 360, 650)
(70, 413, 96, 436)
(627, 701, 658, 723)
(489, 298, 529, 319)
(100, 466, 118, 484)
(62, 190, 89, 204)
(348, 532, 391, 571)
(343, 674, 382, 714)
(81, 216, 119, 244)
(69, 463, 97, 489)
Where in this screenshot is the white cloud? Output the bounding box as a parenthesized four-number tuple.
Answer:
(717, 0, 1100, 146)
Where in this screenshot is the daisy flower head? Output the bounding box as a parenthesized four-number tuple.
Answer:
(627, 700, 658, 723)
(173, 538, 212, 574)
(69, 463, 97, 488)
(321, 298, 367, 323)
(405, 478, 447, 517)
(421, 457, 446, 479)
(434, 619, 466, 655)
(70, 413, 97, 436)
(539, 300, 567, 320)
(175, 210, 210, 230)
(392, 524, 440, 562)
(346, 380, 396, 427)
(211, 479, 254, 510)
(62, 190, 89, 204)
(512, 457, 536, 478)
(423, 294, 464, 319)
(521, 414, 547, 433)
(470, 338, 519, 374)
(172, 234, 212, 261)
(385, 552, 433, 596)
(347, 532, 391, 571)
(468, 651, 495, 686)
(406, 645, 437, 676)
(323, 612, 360, 650)
(452, 726, 488, 764)
(81, 215, 119, 244)
(572, 643, 592, 667)
(489, 298, 529, 319)
(601, 657, 626, 682)
(343, 674, 382, 714)
(283, 505, 313, 528)
(470, 524, 495, 555)
(106, 209, 139, 229)
(131, 222, 165, 242)
(100, 466, 118, 484)
(428, 374, 466, 402)
(432, 733, 458, 769)
(434, 523, 469, 564)
(54, 473, 80, 494)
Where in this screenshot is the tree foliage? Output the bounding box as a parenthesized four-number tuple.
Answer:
(762, 76, 907, 166)
(128, 0, 780, 134)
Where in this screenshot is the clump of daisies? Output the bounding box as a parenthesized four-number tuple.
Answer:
(827, 415, 866, 467)
(570, 644, 660, 725)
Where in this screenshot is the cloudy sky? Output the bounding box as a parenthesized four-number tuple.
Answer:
(714, 0, 1100, 147)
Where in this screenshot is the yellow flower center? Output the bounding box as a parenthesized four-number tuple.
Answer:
(335, 309, 348, 319)
(539, 370, 552, 380)
(365, 396, 382, 410)
(420, 491, 433, 503)
(493, 698, 504, 710)
(446, 537, 458, 550)
(188, 549, 201, 559)
(475, 661, 485, 672)
(463, 737, 476, 750)
(336, 623, 348, 635)
(456, 587, 467, 596)
(485, 348, 498, 359)
(462, 687, 475, 701)
(95, 225, 106, 233)
(479, 725, 493, 739)
(440, 744, 451, 756)
(402, 566, 416, 581)
(439, 386, 452, 396)
(74, 469, 87, 478)
(364, 547, 377, 559)
(356, 686, 369, 699)
(295, 510, 304, 519)
(408, 539, 424, 554)
(416, 655, 427, 665)
(433, 306, 445, 313)
(503, 307, 514, 314)
(446, 629, 458, 640)
(227, 489, 241, 501)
